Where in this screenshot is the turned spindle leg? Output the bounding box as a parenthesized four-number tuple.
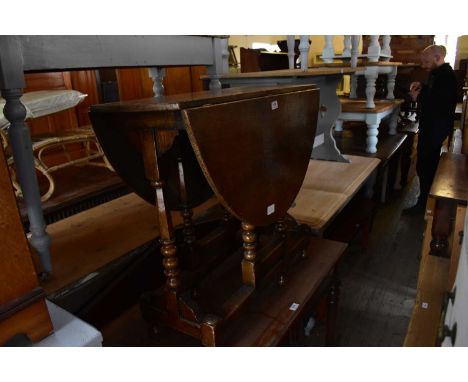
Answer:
(388, 107, 399, 136)
(287, 35, 296, 69)
(275, 216, 287, 237)
(386, 66, 397, 100)
(381, 35, 391, 61)
(141, 130, 181, 313)
(182, 208, 195, 246)
(3, 88, 52, 277)
(334, 119, 344, 132)
(365, 67, 378, 108)
(349, 75, 358, 99)
(241, 221, 257, 286)
(367, 35, 381, 62)
(366, 123, 379, 154)
(222, 208, 231, 223)
(299, 36, 310, 70)
(148, 67, 165, 98)
(350, 35, 360, 68)
(342, 36, 351, 57)
(322, 35, 335, 63)
(326, 276, 341, 346)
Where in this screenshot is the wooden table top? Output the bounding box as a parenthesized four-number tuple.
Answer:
(90, 84, 317, 113)
(201, 67, 362, 80)
(429, 153, 468, 204)
(289, 155, 380, 232)
(340, 98, 405, 114)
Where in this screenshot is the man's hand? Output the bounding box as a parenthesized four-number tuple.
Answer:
(409, 81, 422, 101)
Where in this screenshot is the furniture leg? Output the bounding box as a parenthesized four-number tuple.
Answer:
(365, 67, 379, 108)
(388, 105, 399, 135)
(2, 88, 52, 276)
(322, 36, 335, 64)
(386, 66, 397, 100)
(299, 36, 310, 70)
(367, 35, 381, 62)
(349, 74, 358, 99)
(286, 35, 295, 69)
(140, 130, 181, 313)
(241, 221, 257, 287)
(326, 275, 340, 346)
(334, 119, 344, 132)
(365, 123, 380, 154)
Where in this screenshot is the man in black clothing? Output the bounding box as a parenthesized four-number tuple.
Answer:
(403, 45, 458, 214)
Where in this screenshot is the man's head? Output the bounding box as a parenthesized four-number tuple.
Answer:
(420, 45, 447, 72)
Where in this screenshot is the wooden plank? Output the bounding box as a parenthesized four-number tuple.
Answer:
(429, 153, 468, 204)
(18, 36, 217, 71)
(404, 215, 450, 346)
(39, 193, 216, 294)
(301, 155, 380, 195)
(289, 155, 379, 231)
(448, 205, 467, 290)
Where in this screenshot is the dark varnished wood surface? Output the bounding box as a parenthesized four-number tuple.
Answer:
(333, 124, 407, 163)
(221, 237, 347, 346)
(91, 85, 319, 224)
(429, 153, 468, 203)
(90, 85, 318, 114)
(183, 88, 319, 226)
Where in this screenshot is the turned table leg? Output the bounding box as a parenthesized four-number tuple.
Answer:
(326, 275, 341, 346)
(141, 130, 181, 313)
(3, 88, 52, 277)
(365, 67, 379, 109)
(241, 221, 257, 287)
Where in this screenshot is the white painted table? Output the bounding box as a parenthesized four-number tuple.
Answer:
(335, 98, 404, 154)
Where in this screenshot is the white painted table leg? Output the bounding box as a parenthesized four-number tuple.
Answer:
(386, 66, 397, 100)
(350, 74, 358, 99)
(366, 122, 380, 153)
(335, 119, 344, 132)
(388, 106, 400, 135)
(365, 67, 379, 108)
(221, 38, 229, 73)
(148, 67, 166, 97)
(367, 35, 381, 63)
(342, 36, 351, 57)
(299, 36, 310, 70)
(209, 76, 222, 90)
(351, 35, 360, 68)
(381, 35, 391, 61)
(287, 35, 296, 69)
(322, 35, 334, 63)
